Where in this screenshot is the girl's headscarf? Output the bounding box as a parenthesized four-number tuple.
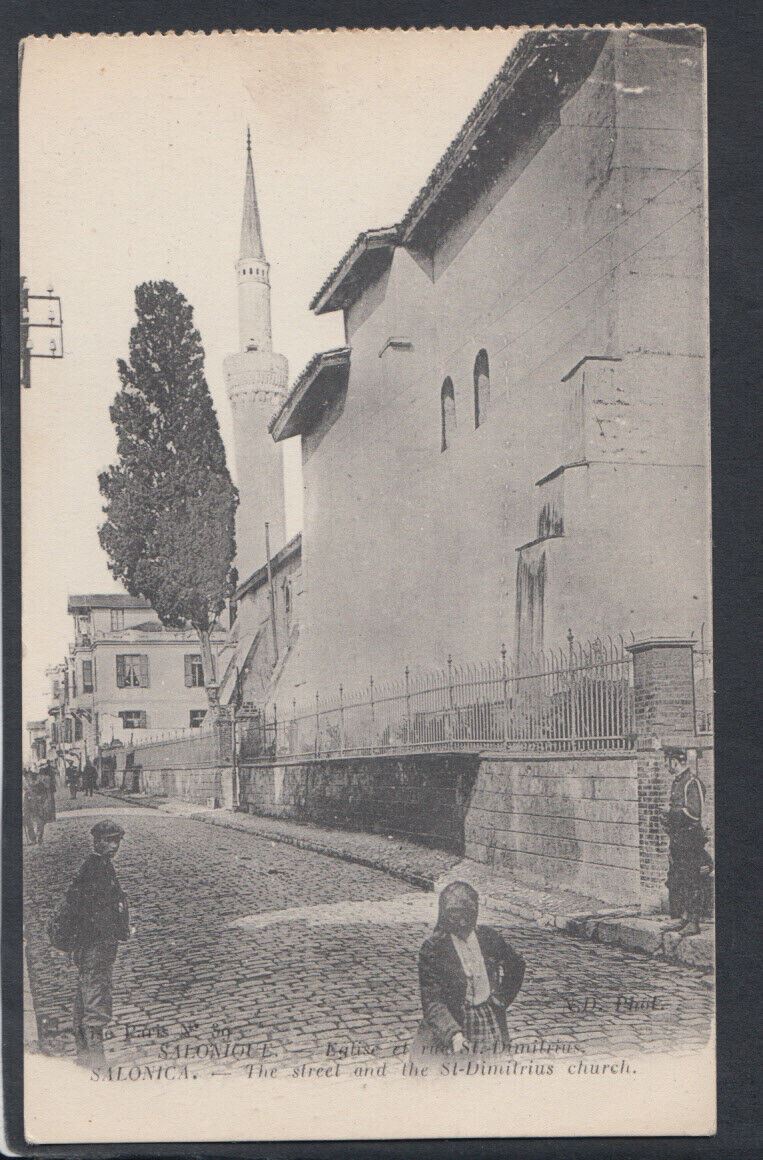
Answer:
(435, 880, 479, 932)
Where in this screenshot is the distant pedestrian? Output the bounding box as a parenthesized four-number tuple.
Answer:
(65, 761, 80, 799)
(82, 758, 98, 798)
(415, 881, 525, 1057)
(23, 769, 51, 845)
(39, 761, 57, 823)
(662, 748, 708, 934)
(55, 820, 131, 1068)
(22, 769, 38, 844)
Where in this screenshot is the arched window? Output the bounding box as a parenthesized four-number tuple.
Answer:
(473, 348, 490, 428)
(441, 377, 456, 452)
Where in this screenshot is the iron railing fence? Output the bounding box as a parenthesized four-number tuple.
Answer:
(117, 721, 216, 747)
(119, 725, 220, 770)
(241, 635, 637, 762)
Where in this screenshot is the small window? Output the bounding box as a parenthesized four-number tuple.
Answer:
(116, 654, 149, 688)
(440, 377, 456, 452)
(63, 718, 73, 743)
(473, 349, 490, 428)
(184, 654, 205, 688)
(82, 659, 94, 693)
(119, 709, 146, 730)
(110, 608, 125, 632)
(74, 717, 84, 741)
(189, 709, 207, 729)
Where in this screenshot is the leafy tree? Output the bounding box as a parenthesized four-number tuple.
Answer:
(99, 281, 237, 703)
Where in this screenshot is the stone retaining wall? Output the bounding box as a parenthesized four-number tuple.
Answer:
(239, 752, 642, 904)
(114, 730, 235, 808)
(239, 755, 479, 854)
(137, 766, 234, 807)
(465, 754, 640, 904)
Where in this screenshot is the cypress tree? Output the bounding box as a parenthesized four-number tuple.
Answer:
(99, 281, 238, 702)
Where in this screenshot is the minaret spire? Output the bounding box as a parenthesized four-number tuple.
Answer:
(224, 130, 288, 579)
(240, 126, 265, 261)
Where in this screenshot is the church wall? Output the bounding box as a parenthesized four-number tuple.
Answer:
(296, 30, 707, 701)
(538, 461, 709, 652)
(235, 551, 303, 706)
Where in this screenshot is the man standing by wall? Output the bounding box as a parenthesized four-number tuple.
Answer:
(65, 820, 131, 1067)
(662, 748, 708, 934)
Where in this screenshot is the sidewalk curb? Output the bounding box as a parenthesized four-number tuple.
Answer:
(100, 792, 713, 971)
(196, 815, 439, 891)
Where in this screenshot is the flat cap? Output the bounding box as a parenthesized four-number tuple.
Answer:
(90, 819, 125, 840)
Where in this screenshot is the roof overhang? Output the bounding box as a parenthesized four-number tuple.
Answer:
(236, 533, 302, 601)
(269, 348, 351, 442)
(400, 30, 607, 251)
(67, 594, 152, 613)
(308, 32, 608, 315)
(310, 228, 399, 315)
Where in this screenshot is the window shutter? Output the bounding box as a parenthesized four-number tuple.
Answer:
(139, 710, 147, 729)
(184, 655, 193, 687)
(139, 655, 150, 687)
(116, 655, 125, 688)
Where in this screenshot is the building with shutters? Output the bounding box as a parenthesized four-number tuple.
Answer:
(26, 720, 48, 763)
(48, 594, 226, 764)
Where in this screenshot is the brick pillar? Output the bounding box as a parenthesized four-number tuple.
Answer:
(212, 707, 235, 809)
(628, 638, 696, 742)
(213, 710, 234, 764)
(626, 639, 697, 912)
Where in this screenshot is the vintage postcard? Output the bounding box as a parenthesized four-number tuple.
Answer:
(19, 25, 714, 1144)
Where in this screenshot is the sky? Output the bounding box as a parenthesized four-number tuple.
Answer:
(20, 26, 522, 725)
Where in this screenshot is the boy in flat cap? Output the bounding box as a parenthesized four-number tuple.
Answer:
(65, 819, 130, 1067)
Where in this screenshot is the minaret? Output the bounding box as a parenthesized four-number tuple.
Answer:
(224, 129, 288, 580)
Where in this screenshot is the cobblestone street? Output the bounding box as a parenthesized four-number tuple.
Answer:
(24, 791, 713, 1076)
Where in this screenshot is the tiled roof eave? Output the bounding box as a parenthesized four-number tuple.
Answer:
(399, 32, 542, 241)
(309, 29, 608, 310)
(236, 532, 303, 600)
(309, 228, 399, 315)
(269, 347, 351, 442)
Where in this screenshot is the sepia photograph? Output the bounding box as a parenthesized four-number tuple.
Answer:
(18, 24, 714, 1143)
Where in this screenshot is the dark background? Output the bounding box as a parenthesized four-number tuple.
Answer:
(2, 2, 759, 1157)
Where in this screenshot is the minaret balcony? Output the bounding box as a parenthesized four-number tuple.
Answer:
(236, 258, 270, 286)
(223, 348, 288, 407)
